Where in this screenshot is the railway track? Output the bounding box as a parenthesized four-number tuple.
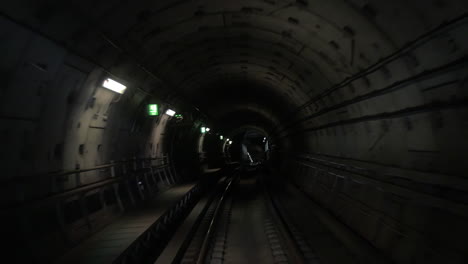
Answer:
(168, 170, 318, 264)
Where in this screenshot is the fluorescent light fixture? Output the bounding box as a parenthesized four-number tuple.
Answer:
(102, 78, 127, 94)
(206, 128, 210, 132)
(220, 135, 223, 140)
(165, 109, 176, 116)
(147, 104, 159, 116)
(201, 127, 206, 133)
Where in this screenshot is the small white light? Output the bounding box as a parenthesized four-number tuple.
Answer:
(165, 109, 176, 116)
(229, 141, 233, 144)
(206, 128, 210, 132)
(102, 78, 127, 94)
(226, 138, 230, 141)
(220, 135, 223, 140)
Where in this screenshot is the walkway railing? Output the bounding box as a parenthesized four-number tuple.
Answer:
(0, 154, 181, 245)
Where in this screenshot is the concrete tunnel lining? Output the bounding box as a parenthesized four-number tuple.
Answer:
(1, 0, 468, 263)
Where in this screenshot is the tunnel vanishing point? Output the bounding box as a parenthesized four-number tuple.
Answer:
(1, 1, 468, 263)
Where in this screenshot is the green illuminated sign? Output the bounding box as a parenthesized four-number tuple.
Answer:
(148, 104, 159, 116)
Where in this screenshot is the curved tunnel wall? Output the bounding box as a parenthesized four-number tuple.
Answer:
(0, 27, 173, 183)
(0, 15, 208, 261)
(1, 1, 468, 263)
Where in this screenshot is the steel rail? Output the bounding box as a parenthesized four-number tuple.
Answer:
(195, 175, 236, 264)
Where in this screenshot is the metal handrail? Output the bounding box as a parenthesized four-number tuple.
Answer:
(1, 156, 168, 185)
(3, 177, 122, 212)
(1, 156, 174, 211)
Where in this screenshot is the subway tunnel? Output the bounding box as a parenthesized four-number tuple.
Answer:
(1, 0, 468, 263)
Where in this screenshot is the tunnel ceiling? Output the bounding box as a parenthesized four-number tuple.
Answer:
(3, 0, 465, 133)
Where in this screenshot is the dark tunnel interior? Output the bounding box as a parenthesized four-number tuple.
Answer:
(1, 0, 468, 263)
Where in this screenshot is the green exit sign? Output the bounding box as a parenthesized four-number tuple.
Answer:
(148, 104, 159, 116)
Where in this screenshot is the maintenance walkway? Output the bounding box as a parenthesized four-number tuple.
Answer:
(55, 183, 197, 264)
